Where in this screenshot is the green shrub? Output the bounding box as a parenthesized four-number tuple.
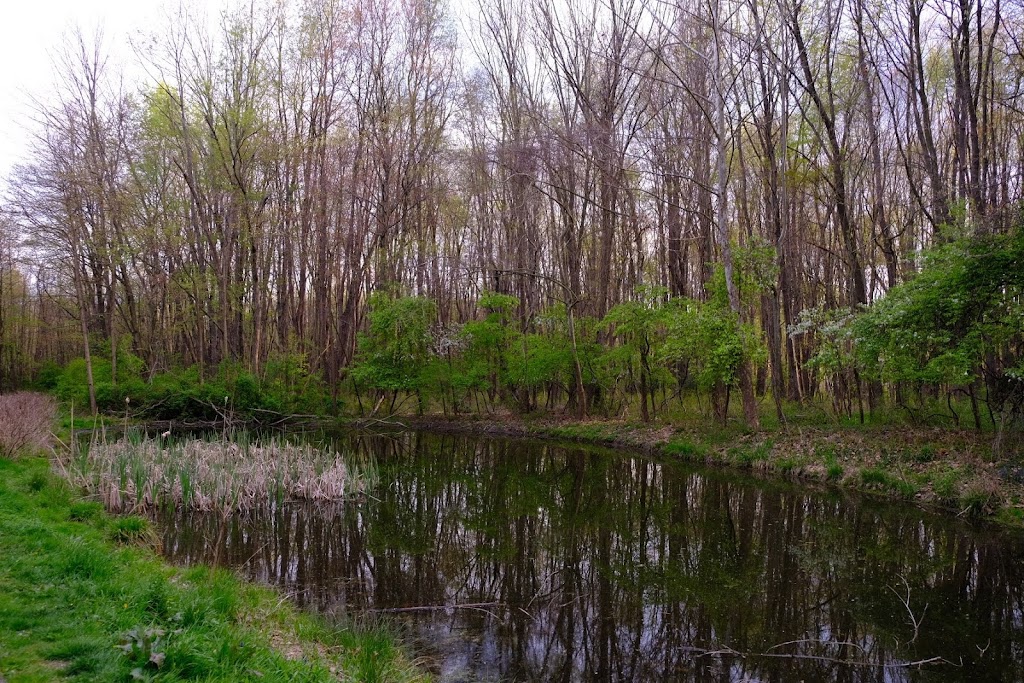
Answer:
(68, 501, 104, 522)
(826, 462, 843, 480)
(34, 360, 63, 390)
(817, 446, 844, 480)
(931, 467, 961, 501)
(776, 457, 799, 473)
(729, 440, 773, 466)
(663, 439, 708, 459)
(860, 467, 918, 498)
(108, 515, 159, 548)
(961, 484, 997, 513)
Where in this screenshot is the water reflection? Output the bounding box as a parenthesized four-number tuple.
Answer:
(158, 431, 1024, 682)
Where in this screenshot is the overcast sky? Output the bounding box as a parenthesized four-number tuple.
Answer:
(0, 1, 235, 192)
(2, 3, 126, 186)
(0, 0, 481, 196)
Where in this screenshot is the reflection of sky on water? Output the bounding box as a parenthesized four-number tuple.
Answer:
(158, 431, 1024, 682)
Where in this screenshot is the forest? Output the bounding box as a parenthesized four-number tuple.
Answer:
(0, 0, 1021, 443)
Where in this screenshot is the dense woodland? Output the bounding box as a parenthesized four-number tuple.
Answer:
(0, 0, 1021, 439)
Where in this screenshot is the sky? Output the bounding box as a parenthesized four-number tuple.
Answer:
(0, 1, 233, 193)
(0, 0, 478, 195)
(1, 2, 135, 187)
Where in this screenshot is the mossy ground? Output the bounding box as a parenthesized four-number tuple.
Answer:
(0, 456, 428, 683)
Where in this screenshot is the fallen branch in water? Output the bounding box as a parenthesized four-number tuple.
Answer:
(888, 573, 928, 645)
(371, 601, 503, 612)
(682, 642, 956, 669)
(370, 602, 504, 619)
(357, 417, 409, 429)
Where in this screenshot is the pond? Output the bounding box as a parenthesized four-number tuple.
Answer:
(155, 430, 1024, 682)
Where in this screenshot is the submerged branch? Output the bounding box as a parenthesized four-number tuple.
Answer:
(683, 642, 956, 670)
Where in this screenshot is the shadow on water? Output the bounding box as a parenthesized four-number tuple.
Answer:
(156, 430, 1024, 682)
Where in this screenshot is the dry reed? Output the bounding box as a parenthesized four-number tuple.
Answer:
(0, 391, 57, 458)
(64, 434, 374, 514)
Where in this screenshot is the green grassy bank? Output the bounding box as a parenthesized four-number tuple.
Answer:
(0, 456, 427, 683)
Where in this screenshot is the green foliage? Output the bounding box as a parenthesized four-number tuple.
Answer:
(602, 286, 669, 346)
(49, 355, 322, 422)
(734, 239, 779, 302)
(108, 515, 159, 548)
(823, 458, 839, 481)
(930, 465, 962, 501)
(961, 484, 996, 514)
(230, 370, 268, 414)
(662, 293, 765, 391)
(600, 286, 673, 416)
(664, 439, 709, 460)
(54, 345, 149, 414)
(791, 306, 858, 378)
(859, 467, 918, 498)
(853, 222, 1024, 393)
(119, 625, 170, 679)
(351, 293, 437, 395)
(728, 440, 774, 466)
(460, 292, 521, 404)
(55, 357, 108, 410)
(262, 351, 331, 415)
(68, 500, 105, 522)
(34, 360, 63, 391)
(506, 332, 570, 391)
(817, 446, 844, 480)
(914, 445, 936, 463)
(505, 304, 582, 395)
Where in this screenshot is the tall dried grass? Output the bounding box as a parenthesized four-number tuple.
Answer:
(62, 434, 375, 514)
(0, 392, 57, 459)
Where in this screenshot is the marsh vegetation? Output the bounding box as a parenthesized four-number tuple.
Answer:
(63, 432, 376, 513)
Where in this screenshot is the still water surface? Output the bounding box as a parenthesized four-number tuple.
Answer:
(156, 430, 1024, 682)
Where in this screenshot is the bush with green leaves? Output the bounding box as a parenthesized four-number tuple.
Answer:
(262, 351, 332, 415)
(601, 285, 672, 421)
(56, 354, 148, 414)
(663, 296, 764, 403)
(462, 292, 520, 402)
(852, 219, 1024, 443)
(351, 292, 437, 413)
(51, 356, 306, 422)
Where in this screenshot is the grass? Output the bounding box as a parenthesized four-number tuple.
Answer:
(816, 446, 844, 480)
(727, 440, 774, 467)
(108, 515, 161, 548)
(0, 455, 428, 683)
(859, 467, 919, 498)
(62, 432, 377, 514)
(663, 438, 710, 460)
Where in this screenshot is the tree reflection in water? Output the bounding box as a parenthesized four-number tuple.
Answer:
(158, 431, 1024, 682)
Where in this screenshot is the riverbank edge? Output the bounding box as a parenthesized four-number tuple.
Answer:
(0, 454, 429, 683)
(345, 414, 1024, 528)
